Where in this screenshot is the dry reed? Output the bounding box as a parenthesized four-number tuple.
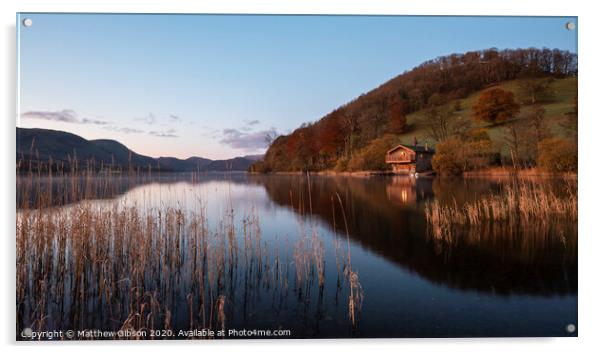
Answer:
(424, 178, 577, 244)
(16, 164, 363, 338)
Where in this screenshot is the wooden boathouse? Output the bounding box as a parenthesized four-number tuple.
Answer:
(385, 144, 435, 174)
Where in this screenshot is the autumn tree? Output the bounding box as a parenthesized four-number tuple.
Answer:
(418, 105, 455, 142)
(347, 135, 400, 171)
(504, 118, 541, 166)
(316, 116, 345, 169)
(537, 138, 577, 172)
(518, 77, 555, 104)
(472, 88, 520, 124)
(318, 116, 344, 155)
(341, 109, 360, 159)
(525, 104, 549, 143)
(431, 130, 495, 175)
(387, 96, 407, 134)
(431, 138, 465, 175)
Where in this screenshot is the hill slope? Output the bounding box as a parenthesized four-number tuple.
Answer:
(394, 76, 577, 155)
(254, 47, 577, 172)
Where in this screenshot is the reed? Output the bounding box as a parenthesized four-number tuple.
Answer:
(16, 166, 363, 338)
(424, 178, 577, 244)
(335, 192, 364, 329)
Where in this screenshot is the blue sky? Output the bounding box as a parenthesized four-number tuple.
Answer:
(17, 14, 577, 159)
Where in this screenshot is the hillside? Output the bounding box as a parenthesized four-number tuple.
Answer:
(388, 76, 577, 155)
(90, 139, 157, 167)
(252, 48, 577, 173)
(157, 156, 212, 172)
(16, 127, 257, 172)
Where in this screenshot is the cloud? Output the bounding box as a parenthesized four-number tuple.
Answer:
(219, 127, 279, 151)
(134, 113, 157, 125)
(149, 128, 178, 138)
(82, 118, 109, 125)
(21, 109, 108, 125)
(169, 114, 182, 123)
(238, 119, 262, 132)
(134, 113, 185, 125)
(103, 126, 144, 134)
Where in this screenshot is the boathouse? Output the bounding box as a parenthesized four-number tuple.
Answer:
(385, 144, 435, 173)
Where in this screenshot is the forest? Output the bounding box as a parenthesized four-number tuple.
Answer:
(250, 48, 578, 174)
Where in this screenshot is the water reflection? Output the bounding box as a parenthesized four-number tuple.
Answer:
(16, 172, 577, 338)
(18, 173, 577, 297)
(386, 176, 434, 206)
(253, 174, 576, 297)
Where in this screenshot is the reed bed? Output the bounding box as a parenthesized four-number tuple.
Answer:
(16, 166, 363, 338)
(424, 178, 577, 244)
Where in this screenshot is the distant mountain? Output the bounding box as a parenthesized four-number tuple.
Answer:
(157, 156, 212, 172)
(90, 139, 157, 167)
(16, 127, 256, 172)
(241, 154, 264, 161)
(203, 157, 257, 171)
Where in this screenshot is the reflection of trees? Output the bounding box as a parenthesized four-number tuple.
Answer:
(16, 172, 250, 208)
(254, 175, 576, 296)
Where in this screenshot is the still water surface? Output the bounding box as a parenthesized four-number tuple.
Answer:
(17, 173, 577, 338)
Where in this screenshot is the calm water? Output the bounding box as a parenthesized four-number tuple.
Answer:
(17, 173, 577, 338)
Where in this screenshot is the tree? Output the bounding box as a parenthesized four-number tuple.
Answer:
(518, 77, 555, 104)
(525, 104, 549, 143)
(347, 135, 400, 171)
(472, 88, 520, 123)
(387, 96, 407, 134)
(419, 106, 454, 142)
(318, 116, 344, 156)
(504, 119, 529, 166)
(537, 138, 577, 172)
(431, 138, 465, 175)
(431, 133, 495, 175)
(341, 109, 360, 159)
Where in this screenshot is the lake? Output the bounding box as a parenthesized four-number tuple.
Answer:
(16, 173, 577, 338)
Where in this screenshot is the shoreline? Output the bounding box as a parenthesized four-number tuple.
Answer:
(251, 167, 577, 179)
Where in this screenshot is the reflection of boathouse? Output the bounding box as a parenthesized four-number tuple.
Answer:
(385, 144, 434, 173)
(386, 176, 434, 206)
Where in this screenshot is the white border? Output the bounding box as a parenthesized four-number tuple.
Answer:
(2, 1, 601, 354)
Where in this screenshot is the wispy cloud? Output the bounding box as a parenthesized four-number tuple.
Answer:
(103, 126, 144, 134)
(169, 114, 182, 123)
(134, 113, 157, 125)
(82, 118, 110, 125)
(21, 109, 109, 125)
(219, 127, 279, 151)
(239, 119, 262, 132)
(149, 128, 178, 138)
(134, 113, 183, 125)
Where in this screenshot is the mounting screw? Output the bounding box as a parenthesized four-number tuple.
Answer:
(22, 18, 33, 27)
(566, 22, 575, 31)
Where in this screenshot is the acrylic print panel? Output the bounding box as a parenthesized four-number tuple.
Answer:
(16, 13, 578, 340)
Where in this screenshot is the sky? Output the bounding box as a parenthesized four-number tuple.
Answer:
(17, 14, 577, 160)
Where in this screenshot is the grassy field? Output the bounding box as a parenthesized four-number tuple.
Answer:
(399, 77, 577, 157)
